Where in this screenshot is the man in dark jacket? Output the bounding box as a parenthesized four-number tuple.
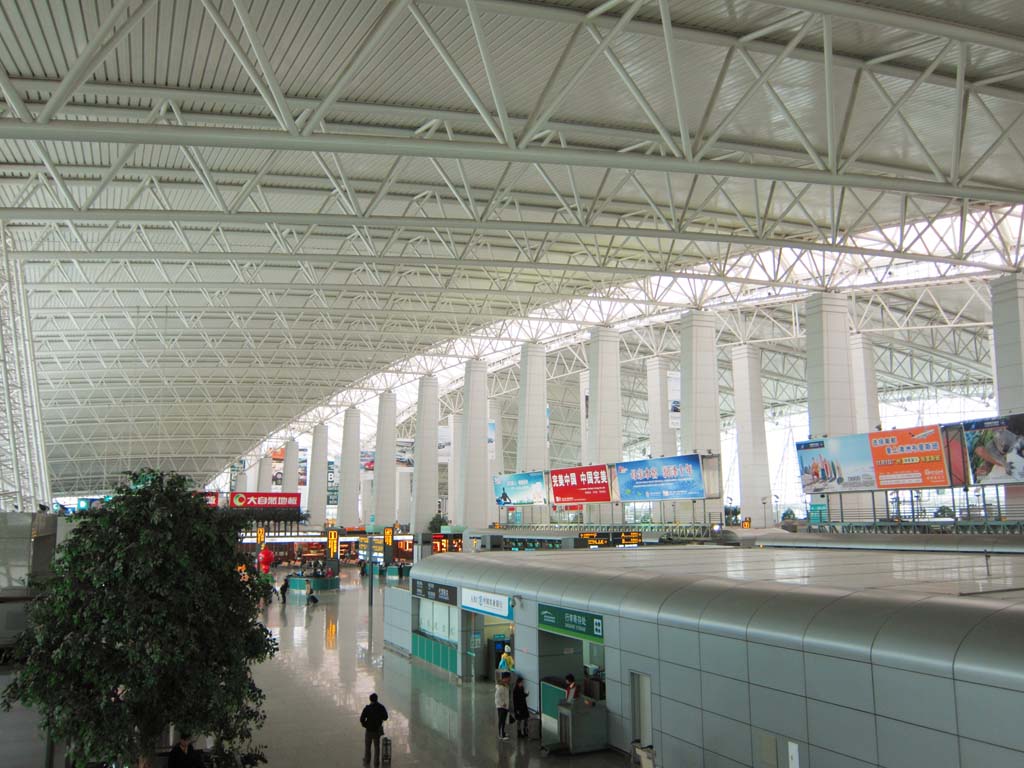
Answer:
(360, 692, 389, 766)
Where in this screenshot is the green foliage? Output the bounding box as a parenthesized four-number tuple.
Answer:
(3, 469, 277, 766)
(427, 512, 449, 533)
(781, 508, 796, 520)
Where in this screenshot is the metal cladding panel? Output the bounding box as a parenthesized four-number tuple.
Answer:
(699, 581, 796, 641)
(954, 604, 1024, 692)
(619, 573, 701, 623)
(871, 596, 1010, 678)
(657, 577, 740, 631)
(746, 587, 852, 650)
(508, 567, 565, 601)
(585, 570, 664, 615)
(803, 590, 928, 662)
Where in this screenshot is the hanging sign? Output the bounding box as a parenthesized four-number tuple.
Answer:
(612, 454, 706, 501)
(550, 464, 612, 504)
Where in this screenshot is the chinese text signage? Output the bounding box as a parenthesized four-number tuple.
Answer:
(550, 464, 612, 504)
(228, 492, 301, 508)
(613, 454, 706, 501)
(797, 425, 949, 493)
(412, 578, 458, 606)
(461, 587, 513, 619)
(538, 604, 604, 644)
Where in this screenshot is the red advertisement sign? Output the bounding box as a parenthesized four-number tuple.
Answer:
(868, 425, 950, 489)
(198, 491, 219, 507)
(228, 492, 301, 508)
(550, 464, 612, 504)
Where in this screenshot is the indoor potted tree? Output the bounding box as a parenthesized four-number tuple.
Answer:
(3, 469, 277, 767)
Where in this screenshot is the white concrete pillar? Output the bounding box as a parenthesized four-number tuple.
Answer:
(449, 413, 463, 524)
(396, 470, 413, 527)
(374, 391, 397, 525)
(490, 399, 505, 477)
(992, 275, 1024, 510)
(849, 334, 881, 433)
(517, 342, 548, 471)
(578, 371, 590, 465)
(339, 407, 361, 529)
(256, 455, 272, 493)
(805, 293, 856, 439)
(679, 312, 722, 519)
(234, 465, 248, 492)
(731, 345, 772, 528)
(307, 424, 328, 528)
(459, 359, 490, 529)
(360, 476, 374, 524)
(282, 439, 299, 493)
(646, 357, 675, 458)
(412, 375, 439, 534)
(586, 326, 623, 464)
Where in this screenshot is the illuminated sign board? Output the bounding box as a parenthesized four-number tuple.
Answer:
(228, 492, 301, 508)
(431, 533, 463, 553)
(327, 529, 339, 558)
(461, 587, 512, 619)
(256, 527, 266, 545)
(412, 578, 458, 605)
(538, 603, 604, 644)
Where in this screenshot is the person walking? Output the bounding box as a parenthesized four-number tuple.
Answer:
(280, 577, 289, 604)
(360, 692, 389, 766)
(495, 671, 511, 740)
(512, 676, 530, 737)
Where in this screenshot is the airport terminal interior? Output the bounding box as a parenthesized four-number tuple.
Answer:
(4, 1, 1024, 767)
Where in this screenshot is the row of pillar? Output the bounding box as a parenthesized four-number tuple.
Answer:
(234, 275, 1024, 531)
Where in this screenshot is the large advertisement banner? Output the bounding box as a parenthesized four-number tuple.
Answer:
(798, 425, 950, 493)
(612, 454, 706, 501)
(228, 492, 301, 508)
(493, 471, 547, 506)
(962, 416, 1024, 485)
(868, 426, 949, 489)
(550, 464, 612, 504)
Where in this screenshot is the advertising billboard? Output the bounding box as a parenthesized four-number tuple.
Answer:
(962, 415, 1024, 485)
(493, 471, 547, 506)
(868, 426, 949, 489)
(796, 435, 877, 493)
(550, 464, 612, 504)
(612, 454, 706, 501)
(227, 492, 301, 508)
(798, 425, 950, 493)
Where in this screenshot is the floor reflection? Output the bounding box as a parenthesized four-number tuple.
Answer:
(256, 569, 624, 766)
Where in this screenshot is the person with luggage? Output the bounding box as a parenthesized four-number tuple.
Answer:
(495, 671, 511, 740)
(305, 580, 318, 606)
(512, 676, 530, 737)
(498, 644, 515, 673)
(360, 692, 389, 766)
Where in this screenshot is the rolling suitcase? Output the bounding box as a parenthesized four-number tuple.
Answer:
(381, 735, 392, 764)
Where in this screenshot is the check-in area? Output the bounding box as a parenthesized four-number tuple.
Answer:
(386, 545, 1024, 767)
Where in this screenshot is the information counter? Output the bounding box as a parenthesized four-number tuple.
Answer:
(286, 575, 340, 593)
(540, 678, 607, 754)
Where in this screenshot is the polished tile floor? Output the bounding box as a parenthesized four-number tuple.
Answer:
(255, 569, 625, 767)
(1, 569, 627, 768)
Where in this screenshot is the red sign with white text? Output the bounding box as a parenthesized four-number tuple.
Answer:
(228, 492, 300, 508)
(199, 492, 219, 507)
(550, 465, 612, 504)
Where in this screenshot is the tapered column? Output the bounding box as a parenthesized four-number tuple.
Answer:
(459, 359, 490, 529)
(578, 371, 590, 465)
(849, 334, 881, 432)
(992, 275, 1024, 510)
(646, 357, 675, 458)
(374, 391, 397, 524)
(448, 413, 463, 524)
(517, 342, 548, 471)
(679, 312, 722, 518)
(490, 399, 505, 477)
(806, 294, 856, 439)
(360, 476, 374, 524)
(339, 407, 361, 528)
(245, 462, 259, 494)
(731, 345, 772, 527)
(234, 465, 248, 492)
(586, 326, 622, 464)
(412, 376, 439, 534)
(256, 455, 272, 493)
(307, 423, 328, 528)
(396, 471, 413, 527)
(282, 438, 299, 493)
